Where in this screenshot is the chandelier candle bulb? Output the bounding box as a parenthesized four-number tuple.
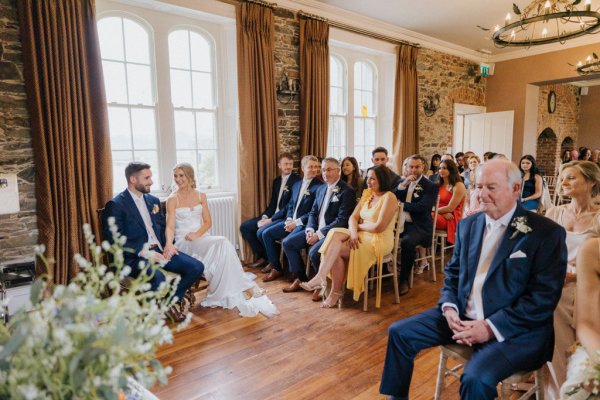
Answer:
(505, 13, 511, 25)
(585, 0, 591, 12)
(542, 27, 548, 37)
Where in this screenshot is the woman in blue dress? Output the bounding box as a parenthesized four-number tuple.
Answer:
(519, 154, 543, 211)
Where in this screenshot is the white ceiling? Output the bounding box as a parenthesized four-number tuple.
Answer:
(313, 0, 600, 59)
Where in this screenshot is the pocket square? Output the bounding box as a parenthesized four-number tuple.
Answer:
(509, 250, 527, 259)
(331, 195, 339, 202)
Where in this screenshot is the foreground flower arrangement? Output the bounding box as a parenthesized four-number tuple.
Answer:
(0, 218, 190, 399)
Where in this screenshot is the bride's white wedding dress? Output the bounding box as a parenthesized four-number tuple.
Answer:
(174, 202, 279, 318)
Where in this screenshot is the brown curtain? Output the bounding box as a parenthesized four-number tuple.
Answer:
(299, 18, 329, 158)
(18, 0, 112, 284)
(236, 2, 279, 261)
(391, 44, 419, 173)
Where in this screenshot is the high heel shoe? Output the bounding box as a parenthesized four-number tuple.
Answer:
(321, 291, 342, 308)
(300, 278, 325, 292)
(414, 263, 430, 275)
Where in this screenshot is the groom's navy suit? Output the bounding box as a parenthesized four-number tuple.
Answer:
(283, 180, 355, 280)
(102, 190, 204, 302)
(380, 204, 567, 399)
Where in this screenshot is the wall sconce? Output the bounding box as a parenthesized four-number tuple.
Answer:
(276, 71, 300, 104)
(423, 94, 440, 117)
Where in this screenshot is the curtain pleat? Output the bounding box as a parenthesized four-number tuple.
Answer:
(391, 44, 419, 173)
(299, 18, 329, 158)
(236, 2, 279, 261)
(17, 0, 113, 283)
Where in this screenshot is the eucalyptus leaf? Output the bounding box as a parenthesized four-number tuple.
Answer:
(100, 385, 119, 400)
(513, 3, 522, 15)
(593, 52, 599, 60)
(29, 278, 44, 306)
(0, 326, 27, 359)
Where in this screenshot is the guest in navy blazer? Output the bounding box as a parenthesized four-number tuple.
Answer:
(281, 158, 355, 293)
(392, 154, 438, 295)
(102, 162, 204, 321)
(240, 153, 300, 268)
(380, 159, 567, 400)
(260, 155, 323, 282)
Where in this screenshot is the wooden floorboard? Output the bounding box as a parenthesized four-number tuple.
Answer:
(152, 264, 510, 400)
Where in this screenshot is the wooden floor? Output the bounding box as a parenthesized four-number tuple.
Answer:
(152, 264, 471, 400)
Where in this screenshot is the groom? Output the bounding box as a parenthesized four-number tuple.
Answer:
(380, 159, 567, 400)
(102, 162, 204, 321)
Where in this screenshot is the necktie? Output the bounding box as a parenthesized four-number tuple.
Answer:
(293, 180, 309, 220)
(318, 186, 334, 230)
(472, 223, 505, 319)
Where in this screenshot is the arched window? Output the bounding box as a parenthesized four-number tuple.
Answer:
(98, 15, 158, 194)
(353, 61, 377, 168)
(327, 54, 347, 160)
(169, 29, 218, 189)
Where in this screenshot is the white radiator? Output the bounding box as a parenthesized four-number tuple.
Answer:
(206, 195, 238, 250)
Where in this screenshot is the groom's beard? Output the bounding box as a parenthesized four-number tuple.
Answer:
(134, 182, 151, 194)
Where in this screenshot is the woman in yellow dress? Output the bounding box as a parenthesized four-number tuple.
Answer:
(300, 165, 398, 308)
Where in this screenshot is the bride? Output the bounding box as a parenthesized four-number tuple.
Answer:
(163, 163, 278, 318)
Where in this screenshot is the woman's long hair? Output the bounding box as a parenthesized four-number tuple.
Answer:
(173, 162, 197, 189)
(429, 153, 441, 174)
(518, 155, 541, 177)
(439, 159, 461, 187)
(341, 156, 362, 190)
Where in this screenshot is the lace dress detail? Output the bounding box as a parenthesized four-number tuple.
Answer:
(174, 201, 278, 318)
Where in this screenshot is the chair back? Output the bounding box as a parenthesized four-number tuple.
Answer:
(390, 203, 405, 266)
(429, 195, 441, 248)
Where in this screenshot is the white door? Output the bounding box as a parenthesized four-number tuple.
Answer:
(463, 111, 514, 159)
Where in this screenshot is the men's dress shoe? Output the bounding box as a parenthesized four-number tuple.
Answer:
(261, 264, 273, 274)
(166, 306, 186, 323)
(399, 281, 409, 296)
(262, 269, 282, 282)
(282, 278, 302, 293)
(248, 258, 267, 268)
(311, 289, 323, 302)
(286, 273, 298, 283)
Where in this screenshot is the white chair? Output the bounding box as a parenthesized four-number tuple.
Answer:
(434, 343, 544, 400)
(363, 203, 405, 311)
(410, 195, 440, 288)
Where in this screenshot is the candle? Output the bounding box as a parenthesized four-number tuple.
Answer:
(505, 13, 511, 25)
(542, 27, 548, 38)
(585, 0, 591, 11)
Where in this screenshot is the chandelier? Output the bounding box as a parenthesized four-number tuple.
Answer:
(491, 0, 600, 47)
(575, 52, 600, 74)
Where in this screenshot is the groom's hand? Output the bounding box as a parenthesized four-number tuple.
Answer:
(452, 320, 493, 346)
(163, 244, 179, 260)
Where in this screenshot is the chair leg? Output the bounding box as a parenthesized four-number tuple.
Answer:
(500, 377, 512, 400)
(363, 272, 369, 312)
(440, 237, 446, 272)
(430, 247, 437, 282)
(434, 350, 449, 400)
(534, 369, 544, 400)
(392, 262, 400, 304)
(305, 255, 311, 280)
(376, 262, 383, 308)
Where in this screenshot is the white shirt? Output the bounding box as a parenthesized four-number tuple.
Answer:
(442, 204, 517, 342)
(291, 178, 313, 224)
(274, 174, 291, 213)
(128, 189, 162, 251)
(400, 175, 424, 223)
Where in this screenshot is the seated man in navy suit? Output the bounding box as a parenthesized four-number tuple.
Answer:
(102, 162, 204, 322)
(361, 146, 402, 188)
(260, 155, 322, 282)
(240, 153, 300, 268)
(380, 159, 567, 400)
(393, 154, 437, 295)
(282, 158, 356, 294)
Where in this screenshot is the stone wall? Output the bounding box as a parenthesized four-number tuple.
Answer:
(536, 84, 580, 176)
(0, 0, 37, 265)
(417, 47, 486, 164)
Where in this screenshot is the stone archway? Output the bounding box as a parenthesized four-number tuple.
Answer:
(537, 127, 558, 175)
(561, 136, 575, 156)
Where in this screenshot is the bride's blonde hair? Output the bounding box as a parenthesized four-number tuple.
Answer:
(173, 162, 197, 189)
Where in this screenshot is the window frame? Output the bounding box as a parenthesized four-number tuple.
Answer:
(327, 53, 348, 160)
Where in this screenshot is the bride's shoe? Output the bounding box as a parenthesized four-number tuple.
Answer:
(321, 291, 342, 309)
(414, 262, 430, 275)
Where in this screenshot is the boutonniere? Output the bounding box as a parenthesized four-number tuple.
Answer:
(510, 216, 532, 239)
(303, 189, 311, 196)
(151, 204, 160, 215)
(282, 186, 289, 193)
(331, 186, 340, 194)
(413, 185, 423, 198)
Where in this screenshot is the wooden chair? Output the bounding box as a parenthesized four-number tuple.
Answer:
(542, 175, 557, 199)
(411, 195, 440, 288)
(363, 203, 405, 311)
(434, 343, 544, 400)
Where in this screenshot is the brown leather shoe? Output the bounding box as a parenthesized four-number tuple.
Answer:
(262, 269, 282, 282)
(165, 306, 186, 323)
(286, 273, 298, 283)
(399, 281, 409, 296)
(248, 258, 267, 268)
(261, 264, 273, 274)
(311, 289, 323, 302)
(282, 278, 302, 293)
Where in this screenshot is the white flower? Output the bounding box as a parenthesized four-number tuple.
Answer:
(510, 216, 533, 239)
(303, 189, 310, 196)
(101, 240, 111, 251)
(19, 384, 39, 400)
(332, 186, 340, 193)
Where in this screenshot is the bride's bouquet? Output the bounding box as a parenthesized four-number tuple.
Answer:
(561, 346, 600, 399)
(0, 219, 190, 400)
